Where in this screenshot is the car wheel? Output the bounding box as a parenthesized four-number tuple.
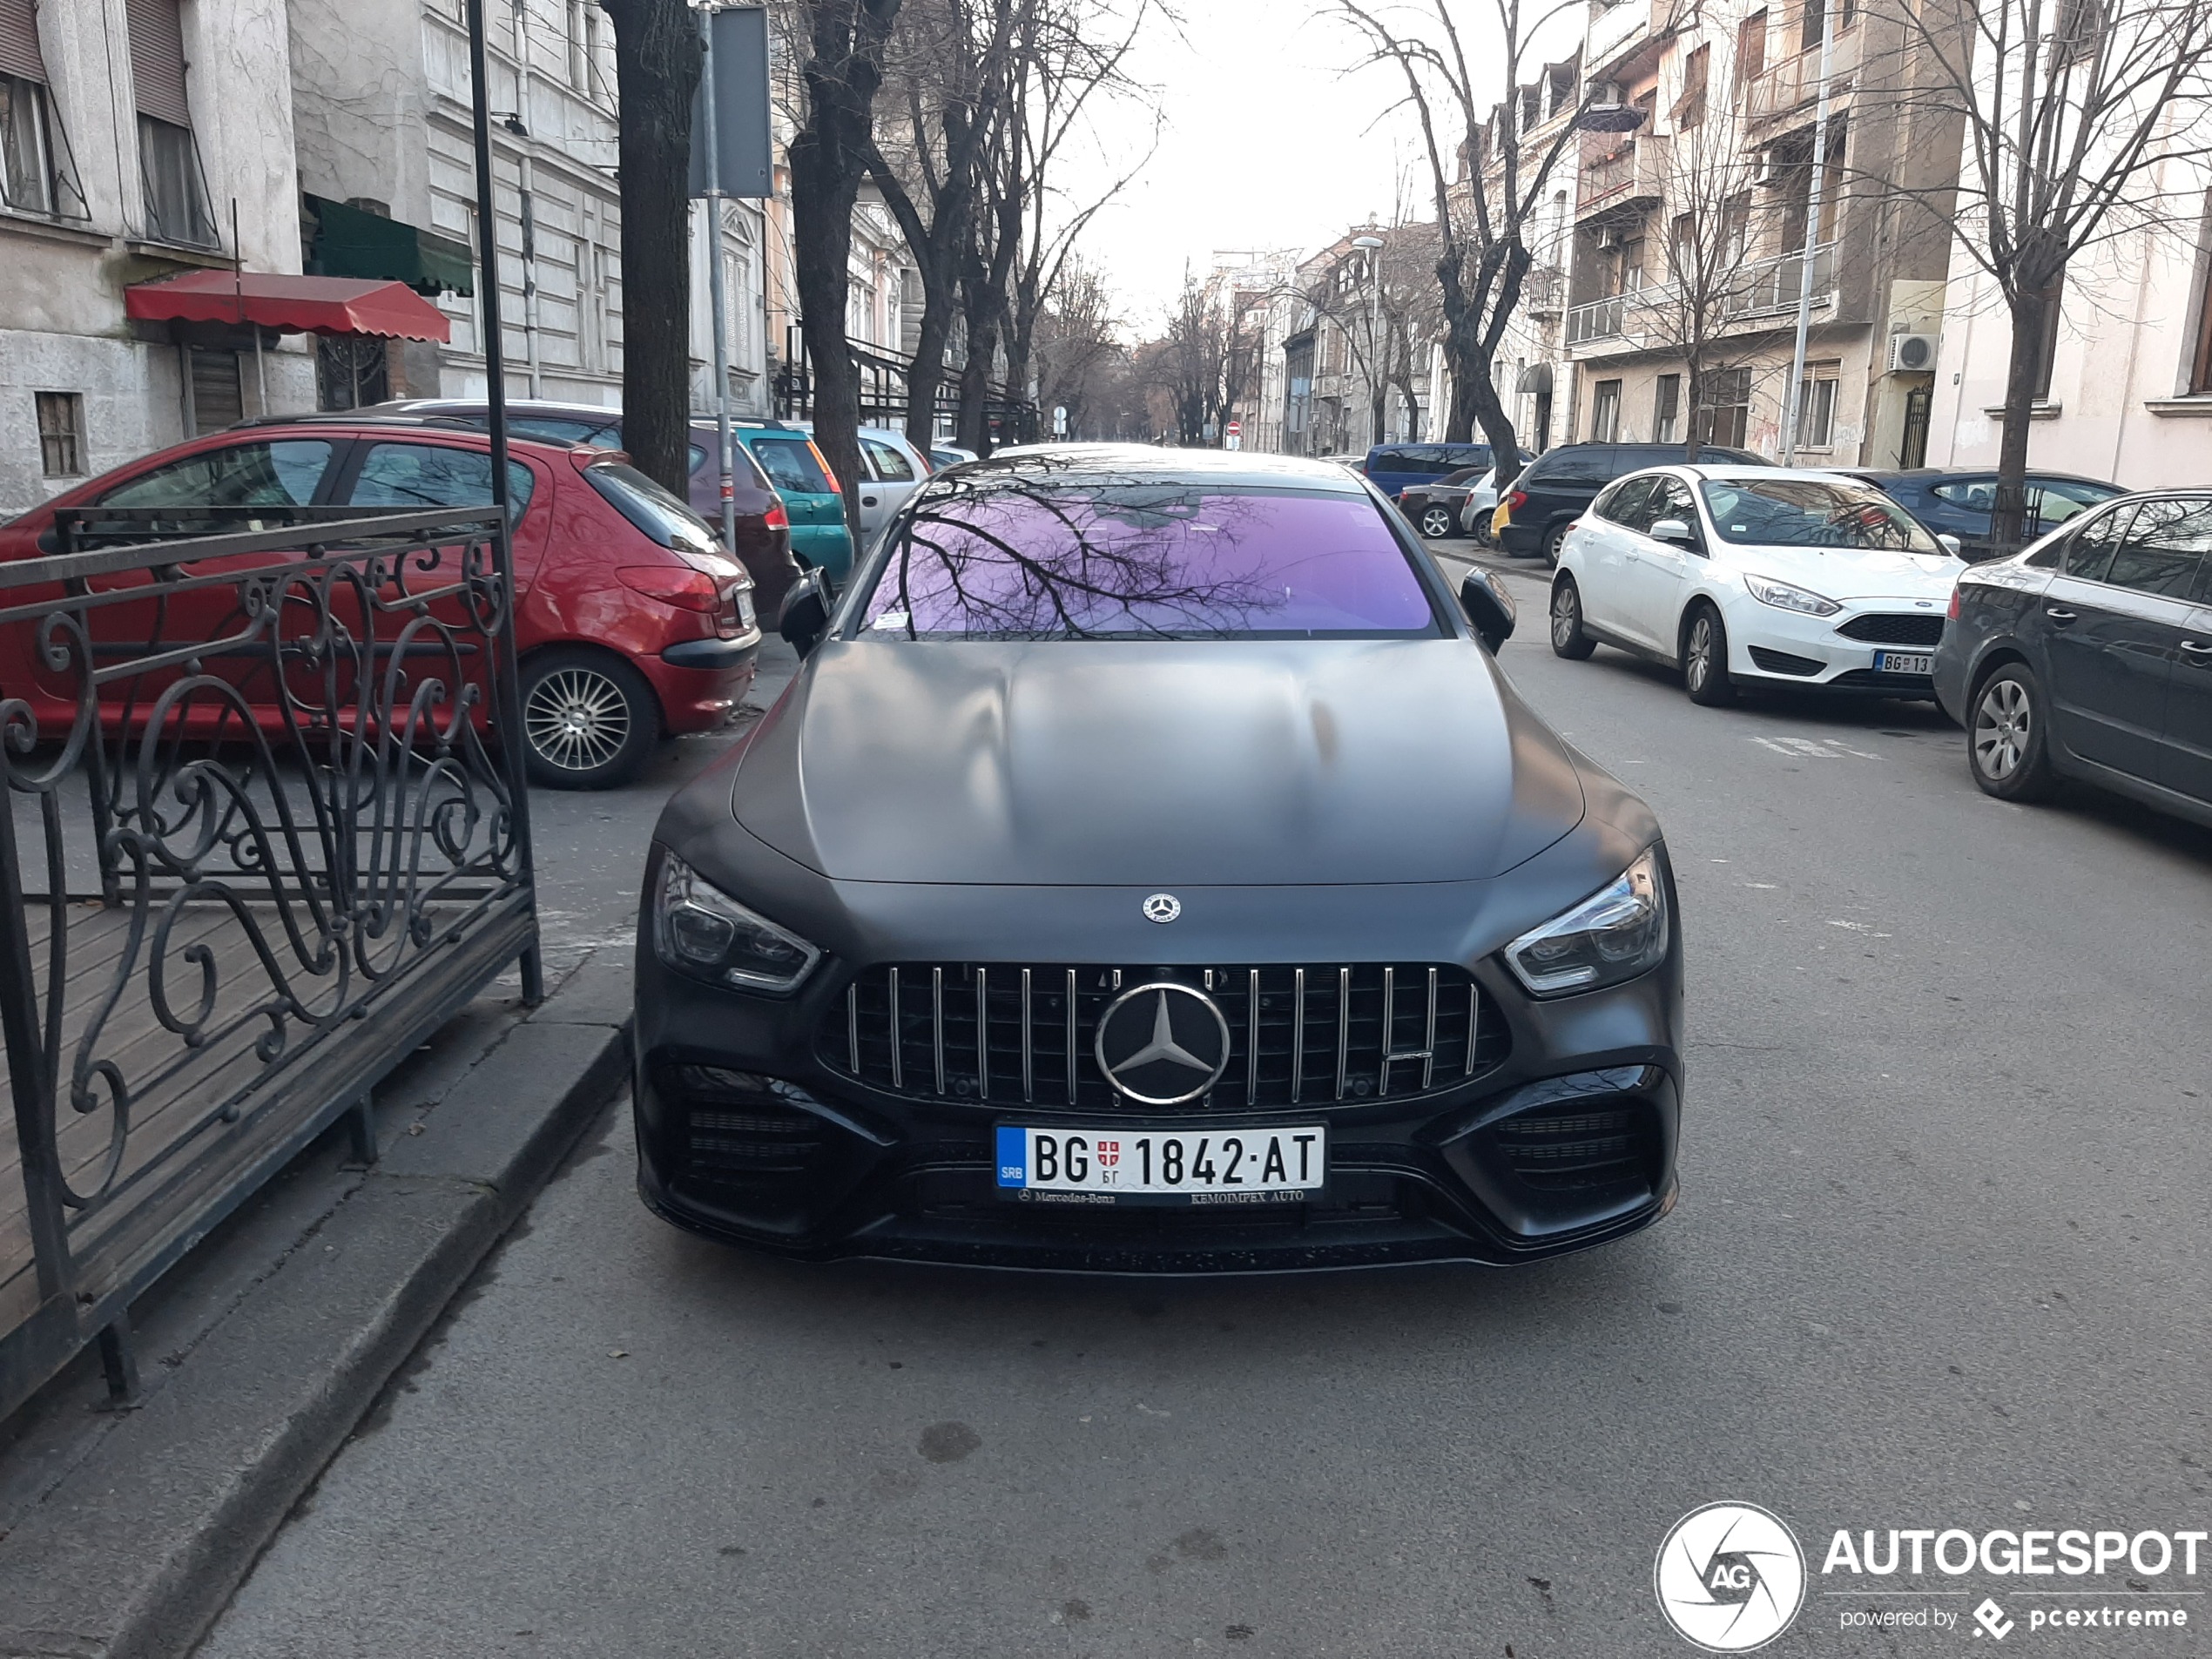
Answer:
(1681, 604, 1736, 706)
(1419, 504, 1456, 539)
(520, 648, 661, 789)
(1540, 522, 1570, 567)
(1967, 662, 2057, 801)
(1549, 577, 1597, 660)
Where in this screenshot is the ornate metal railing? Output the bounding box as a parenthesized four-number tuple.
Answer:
(0, 507, 539, 1421)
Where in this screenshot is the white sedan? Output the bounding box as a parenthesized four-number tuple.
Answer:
(1548, 466, 1966, 706)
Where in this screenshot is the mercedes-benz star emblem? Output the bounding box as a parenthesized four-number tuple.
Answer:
(1094, 981, 1231, 1107)
(1143, 893, 1182, 924)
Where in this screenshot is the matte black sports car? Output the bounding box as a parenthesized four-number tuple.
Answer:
(632, 446, 1683, 1271)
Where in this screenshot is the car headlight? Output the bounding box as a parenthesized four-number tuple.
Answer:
(1504, 848, 1669, 997)
(653, 851, 821, 993)
(1743, 574, 1842, 617)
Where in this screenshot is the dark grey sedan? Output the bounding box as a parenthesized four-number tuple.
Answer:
(631, 446, 1683, 1271)
(1934, 490, 2212, 825)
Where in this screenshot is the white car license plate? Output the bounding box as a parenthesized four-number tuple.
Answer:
(1873, 650, 1933, 675)
(995, 1125, 1325, 1205)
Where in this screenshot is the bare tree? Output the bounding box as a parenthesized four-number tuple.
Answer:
(599, 0, 704, 494)
(1143, 273, 1263, 445)
(1031, 259, 1123, 437)
(1869, 0, 2212, 543)
(787, 0, 906, 522)
(1298, 221, 1445, 448)
(1338, 0, 1594, 487)
(867, 0, 1025, 449)
(1627, 91, 1800, 459)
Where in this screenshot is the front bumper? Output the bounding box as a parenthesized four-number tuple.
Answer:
(1720, 592, 1945, 696)
(630, 887, 1684, 1274)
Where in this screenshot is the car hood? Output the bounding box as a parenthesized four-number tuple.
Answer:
(731, 638, 1587, 886)
(1729, 543, 1964, 601)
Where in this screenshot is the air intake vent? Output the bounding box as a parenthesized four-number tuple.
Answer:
(1836, 612, 1945, 646)
(1491, 1103, 1659, 1192)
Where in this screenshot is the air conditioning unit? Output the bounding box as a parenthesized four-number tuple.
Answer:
(1889, 333, 1939, 372)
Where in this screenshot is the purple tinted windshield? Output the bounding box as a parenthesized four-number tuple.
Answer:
(859, 485, 1437, 638)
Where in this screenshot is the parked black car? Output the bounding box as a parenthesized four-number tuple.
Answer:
(1497, 442, 1769, 564)
(1934, 490, 2212, 827)
(1838, 468, 2127, 562)
(1399, 466, 1490, 538)
(633, 446, 1683, 1271)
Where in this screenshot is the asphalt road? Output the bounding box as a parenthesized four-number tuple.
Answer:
(198, 556, 2212, 1659)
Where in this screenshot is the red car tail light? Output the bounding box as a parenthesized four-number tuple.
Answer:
(763, 500, 790, 530)
(1505, 490, 1528, 514)
(617, 565, 722, 612)
(1946, 586, 1961, 619)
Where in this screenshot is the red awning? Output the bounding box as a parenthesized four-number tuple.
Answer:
(125, 271, 453, 342)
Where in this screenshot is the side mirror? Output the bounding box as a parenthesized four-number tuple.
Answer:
(1459, 568, 1516, 652)
(1649, 516, 1698, 550)
(1938, 533, 1963, 558)
(778, 568, 831, 657)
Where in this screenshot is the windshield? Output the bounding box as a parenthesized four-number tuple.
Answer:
(1698, 477, 1943, 553)
(750, 435, 833, 495)
(858, 479, 1439, 640)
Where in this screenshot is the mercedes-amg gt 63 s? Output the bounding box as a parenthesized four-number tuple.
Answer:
(631, 446, 1684, 1271)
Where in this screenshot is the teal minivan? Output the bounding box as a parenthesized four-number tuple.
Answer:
(732, 421, 854, 580)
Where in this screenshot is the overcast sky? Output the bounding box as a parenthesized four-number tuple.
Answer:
(1060, 1, 1433, 327)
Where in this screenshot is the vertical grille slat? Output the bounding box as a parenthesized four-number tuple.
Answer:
(823, 961, 1509, 1112)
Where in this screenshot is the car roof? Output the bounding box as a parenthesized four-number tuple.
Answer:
(1844, 466, 2121, 486)
(938, 443, 1369, 492)
(222, 413, 590, 452)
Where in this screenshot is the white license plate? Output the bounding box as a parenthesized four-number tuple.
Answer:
(995, 1125, 1325, 1205)
(1873, 650, 1932, 675)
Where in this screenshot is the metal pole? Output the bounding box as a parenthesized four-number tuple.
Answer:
(1781, 0, 1837, 465)
(700, 8, 738, 556)
(466, 0, 543, 1006)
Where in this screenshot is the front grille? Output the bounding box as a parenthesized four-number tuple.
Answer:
(1491, 1103, 1658, 1192)
(1826, 667, 1934, 689)
(1747, 645, 1824, 676)
(1837, 613, 1945, 646)
(819, 963, 1510, 1112)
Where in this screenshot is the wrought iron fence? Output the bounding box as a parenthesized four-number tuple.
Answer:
(0, 506, 539, 1421)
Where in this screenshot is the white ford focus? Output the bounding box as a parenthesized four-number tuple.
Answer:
(1548, 466, 1967, 706)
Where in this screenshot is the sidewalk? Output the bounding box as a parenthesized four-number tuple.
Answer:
(0, 916, 637, 1659)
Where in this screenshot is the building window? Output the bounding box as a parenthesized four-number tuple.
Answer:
(1, 74, 57, 214)
(318, 337, 390, 411)
(1796, 361, 1840, 448)
(36, 390, 83, 475)
(1694, 367, 1752, 448)
(139, 114, 214, 246)
(1677, 45, 1710, 130)
(1655, 374, 1682, 444)
(2028, 280, 2064, 401)
(1737, 10, 1768, 91)
(1591, 379, 1623, 442)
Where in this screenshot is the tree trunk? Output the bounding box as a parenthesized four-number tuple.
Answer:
(1683, 360, 1704, 462)
(1992, 285, 2053, 552)
(789, 0, 903, 540)
(600, 0, 703, 496)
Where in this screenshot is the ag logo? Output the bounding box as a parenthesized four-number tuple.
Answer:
(1654, 1502, 1805, 1652)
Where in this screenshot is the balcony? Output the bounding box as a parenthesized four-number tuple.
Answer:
(1743, 30, 1860, 121)
(1722, 240, 1838, 319)
(1562, 241, 1837, 354)
(1585, 0, 1672, 78)
(1577, 134, 1670, 220)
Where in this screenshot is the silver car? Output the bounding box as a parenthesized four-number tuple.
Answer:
(790, 422, 934, 544)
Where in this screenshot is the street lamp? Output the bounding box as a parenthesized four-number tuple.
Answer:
(1351, 233, 1385, 450)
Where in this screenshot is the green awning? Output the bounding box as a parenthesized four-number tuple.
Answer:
(305, 194, 475, 298)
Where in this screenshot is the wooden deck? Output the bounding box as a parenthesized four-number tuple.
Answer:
(1, 898, 348, 1337)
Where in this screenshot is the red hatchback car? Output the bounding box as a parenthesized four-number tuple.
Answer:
(0, 416, 759, 787)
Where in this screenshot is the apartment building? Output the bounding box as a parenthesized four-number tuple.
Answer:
(0, 0, 314, 513)
(1478, 54, 1584, 454)
(1924, 156, 2212, 489)
(288, 0, 770, 415)
(1561, 0, 1961, 463)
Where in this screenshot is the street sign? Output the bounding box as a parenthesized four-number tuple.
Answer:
(688, 8, 772, 199)
(1226, 421, 1241, 435)
(1224, 419, 1242, 451)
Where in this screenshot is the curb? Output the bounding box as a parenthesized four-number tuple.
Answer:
(0, 953, 632, 1659)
